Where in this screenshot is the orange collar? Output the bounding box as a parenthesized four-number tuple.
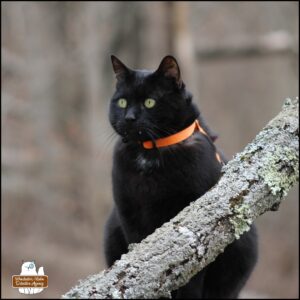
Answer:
(142, 120, 223, 164)
(143, 120, 206, 149)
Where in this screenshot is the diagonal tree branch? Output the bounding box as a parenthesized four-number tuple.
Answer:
(63, 97, 299, 299)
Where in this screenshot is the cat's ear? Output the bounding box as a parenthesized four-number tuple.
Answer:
(155, 55, 182, 88)
(111, 55, 130, 81)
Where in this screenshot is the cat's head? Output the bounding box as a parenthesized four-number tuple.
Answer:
(109, 55, 199, 144)
(21, 261, 37, 274)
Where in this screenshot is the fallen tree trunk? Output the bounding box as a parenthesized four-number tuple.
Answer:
(63, 98, 299, 299)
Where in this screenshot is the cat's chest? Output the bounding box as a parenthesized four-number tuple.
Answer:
(135, 152, 160, 173)
(113, 141, 222, 241)
(116, 146, 201, 196)
(129, 136, 202, 174)
(113, 136, 220, 198)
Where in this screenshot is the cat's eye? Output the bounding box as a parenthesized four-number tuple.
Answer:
(29, 263, 34, 269)
(144, 98, 156, 109)
(117, 98, 127, 108)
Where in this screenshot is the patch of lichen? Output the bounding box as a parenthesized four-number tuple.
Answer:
(259, 146, 298, 197)
(239, 144, 261, 160)
(229, 204, 252, 239)
(229, 190, 249, 208)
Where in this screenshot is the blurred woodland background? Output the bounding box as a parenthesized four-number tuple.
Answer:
(1, 1, 299, 298)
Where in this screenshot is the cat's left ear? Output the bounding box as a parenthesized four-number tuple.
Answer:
(155, 55, 182, 88)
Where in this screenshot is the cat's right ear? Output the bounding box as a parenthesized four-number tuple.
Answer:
(111, 55, 130, 81)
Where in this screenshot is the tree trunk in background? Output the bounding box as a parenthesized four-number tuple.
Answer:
(165, 2, 199, 100)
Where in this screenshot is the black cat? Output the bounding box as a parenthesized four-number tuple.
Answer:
(104, 55, 258, 298)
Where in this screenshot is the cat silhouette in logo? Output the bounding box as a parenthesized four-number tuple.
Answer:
(19, 261, 44, 294)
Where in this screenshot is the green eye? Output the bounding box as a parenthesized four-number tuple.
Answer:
(117, 98, 127, 108)
(144, 98, 156, 108)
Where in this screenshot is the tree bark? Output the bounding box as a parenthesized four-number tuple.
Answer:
(63, 98, 299, 299)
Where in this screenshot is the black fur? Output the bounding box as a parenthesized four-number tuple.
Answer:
(104, 55, 257, 298)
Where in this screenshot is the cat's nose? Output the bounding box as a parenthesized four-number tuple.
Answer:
(125, 110, 136, 123)
(125, 116, 136, 123)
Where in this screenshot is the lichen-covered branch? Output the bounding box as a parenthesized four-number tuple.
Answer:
(63, 98, 299, 299)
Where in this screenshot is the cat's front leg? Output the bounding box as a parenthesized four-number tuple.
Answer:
(172, 271, 205, 299)
(103, 207, 128, 267)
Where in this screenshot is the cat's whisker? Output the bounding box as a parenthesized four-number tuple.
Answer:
(96, 130, 119, 160)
